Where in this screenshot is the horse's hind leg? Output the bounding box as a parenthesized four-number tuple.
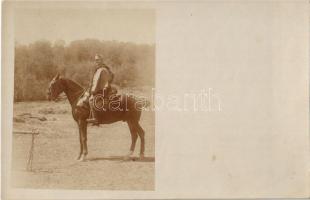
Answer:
(76, 125, 83, 160)
(125, 121, 138, 160)
(135, 122, 145, 159)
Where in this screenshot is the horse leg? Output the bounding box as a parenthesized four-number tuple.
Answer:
(135, 122, 145, 160)
(78, 120, 88, 161)
(76, 125, 83, 160)
(124, 121, 138, 160)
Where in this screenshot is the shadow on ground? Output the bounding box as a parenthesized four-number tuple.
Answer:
(86, 156, 155, 162)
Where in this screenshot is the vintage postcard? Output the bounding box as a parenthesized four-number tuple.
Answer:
(2, 1, 310, 199)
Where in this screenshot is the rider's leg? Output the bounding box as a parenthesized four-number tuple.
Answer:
(87, 95, 100, 125)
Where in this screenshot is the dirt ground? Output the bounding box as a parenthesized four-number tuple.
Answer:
(11, 99, 155, 190)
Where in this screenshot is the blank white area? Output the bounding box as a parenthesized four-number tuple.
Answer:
(155, 2, 309, 198)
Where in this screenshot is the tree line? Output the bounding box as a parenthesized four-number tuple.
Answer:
(14, 39, 155, 101)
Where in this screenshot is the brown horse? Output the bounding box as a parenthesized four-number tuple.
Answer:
(47, 74, 147, 161)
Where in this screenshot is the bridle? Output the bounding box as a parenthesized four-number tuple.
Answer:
(48, 77, 87, 103)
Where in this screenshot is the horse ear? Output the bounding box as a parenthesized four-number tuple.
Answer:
(55, 73, 60, 80)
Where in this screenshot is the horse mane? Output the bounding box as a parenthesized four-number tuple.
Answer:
(61, 77, 85, 91)
(59, 77, 86, 106)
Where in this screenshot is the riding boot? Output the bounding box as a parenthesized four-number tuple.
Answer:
(87, 110, 99, 126)
(87, 97, 100, 126)
(103, 97, 109, 111)
(102, 87, 111, 111)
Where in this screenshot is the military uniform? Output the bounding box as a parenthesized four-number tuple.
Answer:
(90, 63, 113, 96)
(87, 61, 115, 124)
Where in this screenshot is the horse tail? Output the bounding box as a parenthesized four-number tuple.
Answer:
(136, 108, 142, 122)
(137, 97, 151, 109)
(135, 98, 151, 122)
(144, 99, 151, 108)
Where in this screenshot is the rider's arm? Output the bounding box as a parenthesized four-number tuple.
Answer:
(91, 68, 109, 95)
(99, 68, 110, 92)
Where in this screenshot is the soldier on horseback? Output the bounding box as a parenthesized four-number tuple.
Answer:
(86, 54, 116, 125)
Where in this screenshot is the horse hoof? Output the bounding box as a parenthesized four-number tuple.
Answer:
(78, 154, 87, 162)
(78, 158, 86, 162)
(139, 154, 144, 160)
(76, 155, 82, 160)
(122, 150, 133, 161)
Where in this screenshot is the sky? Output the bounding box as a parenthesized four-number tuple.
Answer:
(14, 8, 155, 45)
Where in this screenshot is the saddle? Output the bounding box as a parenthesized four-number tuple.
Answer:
(76, 85, 118, 111)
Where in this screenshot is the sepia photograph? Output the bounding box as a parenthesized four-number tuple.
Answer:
(11, 5, 155, 190)
(2, 1, 310, 200)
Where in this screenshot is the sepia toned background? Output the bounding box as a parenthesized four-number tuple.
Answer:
(2, 1, 310, 199)
(14, 9, 155, 101)
(9, 2, 156, 191)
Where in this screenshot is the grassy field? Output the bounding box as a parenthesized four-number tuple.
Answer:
(11, 98, 155, 190)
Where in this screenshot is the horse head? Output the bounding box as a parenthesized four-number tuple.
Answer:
(47, 74, 65, 101)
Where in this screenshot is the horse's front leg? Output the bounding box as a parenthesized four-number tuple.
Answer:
(78, 120, 88, 161)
